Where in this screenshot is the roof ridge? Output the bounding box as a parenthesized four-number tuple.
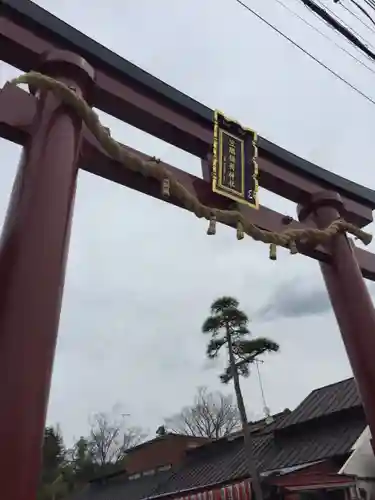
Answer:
(274, 377, 361, 430)
(249, 409, 289, 425)
(125, 433, 208, 454)
(309, 376, 355, 394)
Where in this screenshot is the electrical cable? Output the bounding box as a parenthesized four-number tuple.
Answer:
(316, 0, 375, 44)
(255, 360, 272, 421)
(302, 0, 375, 64)
(232, 0, 375, 106)
(300, 0, 375, 58)
(273, 0, 375, 76)
(306, 2, 375, 62)
(339, 1, 375, 32)
(346, 0, 375, 26)
(363, 0, 375, 13)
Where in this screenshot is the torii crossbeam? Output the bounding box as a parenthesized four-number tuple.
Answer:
(1, 1, 375, 499)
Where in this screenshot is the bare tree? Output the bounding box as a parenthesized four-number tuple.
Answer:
(165, 386, 241, 439)
(88, 408, 147, 466)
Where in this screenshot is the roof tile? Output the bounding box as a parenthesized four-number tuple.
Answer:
(67, 470, 172, 500)
(268, 414, 365, 471)
(65, 378, 366, 500)
(157, 413, 365, 496)
(275, 378, 361, 429)
(158, 434, 274, 494)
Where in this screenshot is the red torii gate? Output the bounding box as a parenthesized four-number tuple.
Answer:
(1, 1, 375, 500)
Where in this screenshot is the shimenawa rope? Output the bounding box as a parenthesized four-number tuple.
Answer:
(8, 72, 372, 260)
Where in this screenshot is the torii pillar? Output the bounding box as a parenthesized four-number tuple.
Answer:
(0, 51, 94, 500)
(299, 192, 375, 450)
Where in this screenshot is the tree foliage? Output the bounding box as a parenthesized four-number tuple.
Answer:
(40, 427, 65, 483)
(165, 386, 241, 439)
(203, 296, 279, 383)
(66, 436, 96, 486)
(37, 426, 69, 500)
(38, 409, 147, 498)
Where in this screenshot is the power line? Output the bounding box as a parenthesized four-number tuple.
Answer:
(232, 0, 375, 105)
(305, 0, 375, 55)
(273, 0, 375, 76)
(339, 1, 375, 32)
(316, 0, 375, 47)
(300, 0, 375, 57)
(363, 0, 375, 13)
(293, 0, 375, 57)
(255, 360, 272, 422)
(301, 0, 375, 63)
(345, 0, 375, 26)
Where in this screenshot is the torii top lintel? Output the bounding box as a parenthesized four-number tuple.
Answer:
(2, 0, 375, 283)
(2, 0, 375, 213)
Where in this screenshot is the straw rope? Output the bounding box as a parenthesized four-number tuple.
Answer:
(8, 71, 372, 260)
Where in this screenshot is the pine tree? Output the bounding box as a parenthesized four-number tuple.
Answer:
(202, 297, 279, 500)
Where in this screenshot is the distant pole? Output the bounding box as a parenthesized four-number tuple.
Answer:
(0, 51, 94, 500)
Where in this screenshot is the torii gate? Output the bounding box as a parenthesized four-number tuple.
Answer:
(1, 1, 375, 499)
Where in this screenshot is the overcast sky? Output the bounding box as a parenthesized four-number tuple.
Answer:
(1, 0, 375, 446)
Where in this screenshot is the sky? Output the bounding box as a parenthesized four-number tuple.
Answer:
(1, 0, 375, 446)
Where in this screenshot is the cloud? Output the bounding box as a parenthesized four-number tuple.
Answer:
(256, 278, 375, 321)
(255, 279, 331, 321)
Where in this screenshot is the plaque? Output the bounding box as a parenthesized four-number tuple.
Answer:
(212, 110, 259, 209)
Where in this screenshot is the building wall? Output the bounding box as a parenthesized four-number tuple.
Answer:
(274, 461, 340, 488)
(125, 435, 207, 474)
(275, 460, 354, 500)
(339, 426, 375, 500)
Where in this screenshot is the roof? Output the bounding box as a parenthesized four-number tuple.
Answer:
(268, 414, 366, 471)
(67, 470, 173, 500)
(141, 378, 365, 496)
(65, 378, 366, 500)
(155, 413, 366, 496)
(69, 413, 366, 500)
(239, 411, 291, 436)
(4, 0, 375, 207)
(126, 433, 208, 454)
(155, 434, 274, 494)
(275, 377, 361, 430)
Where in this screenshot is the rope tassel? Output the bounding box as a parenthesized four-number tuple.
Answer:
(289, 240, 298, 255)
(162, 178, 170, 197)
(207, 215, 217, 235)
(269, 243, 277, 261)
(236, 221, 244, 240)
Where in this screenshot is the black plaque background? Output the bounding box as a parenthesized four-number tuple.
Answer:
(213, 111, 258, 209)
(218, 130, 244, 195)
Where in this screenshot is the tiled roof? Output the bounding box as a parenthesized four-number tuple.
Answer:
(268, 413, 366, 471)
(66, 378, 366, 500)
(67, 470, 173, 500)
(126, 434, 209, 454)
(229, 411, 291, 439)
(156, 413, 366, 495)
(69, 411, 366, 500)
(275, 378, 361, 429)
(157, 434, 274, 494)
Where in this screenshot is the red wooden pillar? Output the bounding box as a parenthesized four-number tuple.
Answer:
(298, 191, 375, 448)
(0, 51, 94, 500)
